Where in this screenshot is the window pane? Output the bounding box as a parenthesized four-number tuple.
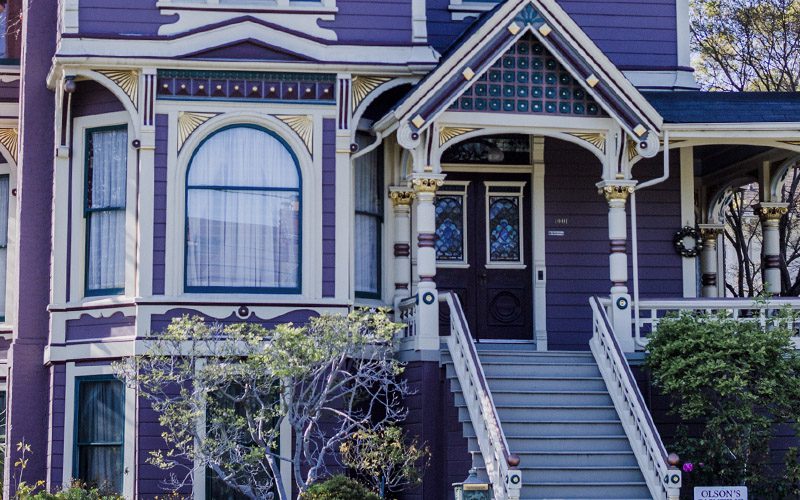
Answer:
(355, 214, 379, 294)
(488, 196, 521, 262)
(87, 210, 126, 292)
(77, 379, 124, 493)
(186, 189, 300, 289)
(435, 195, 464, 261)
(354, 136, 381, 296)
(86, 128, 127, 295)
(0, 175, 8, 319)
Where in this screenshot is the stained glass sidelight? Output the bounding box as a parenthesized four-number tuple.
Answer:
(489, 196, 520, 261)
(435, 195, 465, 261)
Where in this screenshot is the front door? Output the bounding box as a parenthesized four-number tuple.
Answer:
(435, 173, 533, 340)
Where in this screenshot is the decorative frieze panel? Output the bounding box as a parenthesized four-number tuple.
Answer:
(449, 34, 605, 117)
(96, 69, 140, 108)
(0, 128, 19, 163)
(275, 115, 313, 154)
(157, 70, 336, 104)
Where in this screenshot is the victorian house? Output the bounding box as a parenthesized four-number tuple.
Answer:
(0, 0, 798, 498)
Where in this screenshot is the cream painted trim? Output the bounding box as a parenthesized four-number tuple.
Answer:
(675, 0, 691, 68)
(532, 136, 547, 349)
(165, 111, 321, 300)
(157, 0, 336, 11)
(435, 181, 470, 268)
(0, 149, 17, 327)
(484, 181, 526, 268)
(68, 112, 137, 304)
(62, 363, 136, 498)
(623, 70, 698, 90)
(60, 0, 80, 33)
(680, 147, 697, 297)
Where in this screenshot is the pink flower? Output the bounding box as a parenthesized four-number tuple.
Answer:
(682, 462, 694, 473)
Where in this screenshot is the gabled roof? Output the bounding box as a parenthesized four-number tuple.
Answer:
(643, 91, 800, 124)
(378, 0, 664, 144)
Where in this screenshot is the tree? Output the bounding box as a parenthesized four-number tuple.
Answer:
(113, 310, 408, 499)
(646, 306, 800, 495)
(691, 0, 800, 91)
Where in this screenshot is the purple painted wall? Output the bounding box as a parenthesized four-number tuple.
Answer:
(544, 140, 682, 350)
(0, 80, 19, 103)
(49, 364, 66, 491)
(71, 80, 126, 118)
(78, 0, 175, 36)
(322, 119, 336, 298)
(319, 0, 412, 45)
(65, 313, 136, 342)
(4, 1, 57, 491)
(426, 0, 679, 70)
(152, 114, 168, 295)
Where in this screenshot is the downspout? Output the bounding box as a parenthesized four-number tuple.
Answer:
(351, 130, 384, 161)
(630, 131, 670, 347)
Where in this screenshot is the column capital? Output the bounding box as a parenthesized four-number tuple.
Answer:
(698, 223, 724, 242)
(756, 202, 789, 222)
(409, 173, 446, 194)
(596, 180, 637, 203)
(389, 187, 415, 207)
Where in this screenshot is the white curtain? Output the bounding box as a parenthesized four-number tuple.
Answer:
(354, 134, 381, 295)
(86, 128, 128, 293)
(186, 127, 300, 290)
(77, 379, 124, 493)
(0, 176, 8, 320)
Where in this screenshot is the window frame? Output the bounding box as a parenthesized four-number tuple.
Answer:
(435, 181, 470, 269)
(0, 173, 9, 322)
(354, 144, 384, 300)
(71, 374, 126, 494)
(83, 125, 129, 297)
(484, 181, 527, 269)
(183, 124, 303, 295)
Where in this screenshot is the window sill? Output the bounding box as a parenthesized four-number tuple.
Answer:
(156, 1, 338, 14)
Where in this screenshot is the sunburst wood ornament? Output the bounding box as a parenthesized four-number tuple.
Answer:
(178, 112, 219, 151)
(351, 76, 391, 112)
(276, 115, 313, 153)
(0, 128, 18, 163)
(439, 127, 479, 147)
(96, 69, 140, 108)
(569, 132, 606, 154)
(628, 139, 639, 162)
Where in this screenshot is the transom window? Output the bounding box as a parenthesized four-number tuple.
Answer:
(185, 125, 301, 293)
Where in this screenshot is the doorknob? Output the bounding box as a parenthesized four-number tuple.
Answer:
(478, 269, 487, 285)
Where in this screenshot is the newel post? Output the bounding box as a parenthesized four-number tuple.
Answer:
(411, 172, 445, 351)
(698, 224, 724, 297)
(597, 180, 636, 352)
(757, 202, 789, 296)
(666, 453, 683, 500)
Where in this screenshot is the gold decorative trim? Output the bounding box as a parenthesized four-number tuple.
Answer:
(569, 132, 606, 154)
(508, 22, 521, 35)
(351, 75, 391, 111)
(411, 115, 426, 128)
(756, 203, 789, 222)
(462, 67, 475, 81)
(411, 177, 444, 193)
(96, 69, 139, 108)
(0, 128, 18, 163)
(389, 189, 415, 206)
(586, 74, 599, 88)
(439, 127, 479, 147)
(538, 24, 552, 36)
(178, 112, 219, 151)
(627, 139, 638, 162)
(782, 141, 800, 147)
(276, 115, 313, 153)
(599, 184, 635, 202)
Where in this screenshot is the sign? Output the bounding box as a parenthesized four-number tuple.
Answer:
(694, 486, 747, 499)
(547, 230, 565, 237)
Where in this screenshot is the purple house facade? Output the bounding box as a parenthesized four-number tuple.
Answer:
(0, 0, 799, 498)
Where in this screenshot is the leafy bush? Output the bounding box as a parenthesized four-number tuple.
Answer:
(646, 306, 800, 496)
(299, 475, 380, 500)
(15, 480, 124, 500)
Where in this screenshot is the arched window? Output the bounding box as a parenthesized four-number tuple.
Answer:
(185, 126, 301, 293)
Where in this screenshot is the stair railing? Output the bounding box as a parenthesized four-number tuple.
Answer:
(440, 291, 522, 500)
(589, 296, 682, 500)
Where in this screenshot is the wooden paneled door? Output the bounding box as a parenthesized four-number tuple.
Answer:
(435, 172, 533, 340)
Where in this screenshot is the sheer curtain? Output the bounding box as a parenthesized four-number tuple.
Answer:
(186, 127, 301, 291)
(354, 134, 381, 296)
(86, 128, 128, 294)
(0, 176, 8, 320)
(77, 379, 124, 493)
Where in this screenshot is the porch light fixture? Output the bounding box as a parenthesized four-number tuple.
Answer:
(453, 468, 492, 500)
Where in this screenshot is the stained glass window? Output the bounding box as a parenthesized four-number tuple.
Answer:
(489, 196, 520, 262)
(435, 195, 465, 261)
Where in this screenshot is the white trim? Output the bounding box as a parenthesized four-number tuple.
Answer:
(157, 0, 336, 11)
(484, 181, 526, 267)
(623, 70, 697, 90)
(531, 136, 547, 350)
(68, 112, 137, 304)
(0, 148, 17, 327)
(680, 147, 697, 298)
(62, 363, 136, 499)
(675, 0, 691, 68)
(435, 181, 470, 268)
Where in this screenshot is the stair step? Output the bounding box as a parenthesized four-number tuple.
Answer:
(457, 405, 620, 422)
(516, 466, 645, 483)
(498, 436, 636, 452)
(509, 451, 639, 467)
(480, 362, 602, 378)
(464, 420, 626, 437)
(517, 482, 652, 499)
(486, 376, 608, 391)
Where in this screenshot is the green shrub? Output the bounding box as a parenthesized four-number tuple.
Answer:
(299, 475, 380, 500)
(15, 480, 124, 500)
(646, 306, 800, 496)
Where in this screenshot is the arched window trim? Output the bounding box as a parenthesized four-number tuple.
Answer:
(183, 124, 303, 294)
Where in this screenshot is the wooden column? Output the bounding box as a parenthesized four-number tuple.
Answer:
(389, 187, 415, 309)
(597, 180, 636, 352)
(757, 202, 789, 296)
(698, 224, 724, 297)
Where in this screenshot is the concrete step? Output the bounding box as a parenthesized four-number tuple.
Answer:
(457, 405, 620, 422)
(517, 481, 651, 499)
(498, 435, 637, 452)
(518, 466, 645, 483)
(464, 420, 626, 437)
(485, 375, 608, 392)
(479, 361, 602, 378)
(511, 451, 640, 467)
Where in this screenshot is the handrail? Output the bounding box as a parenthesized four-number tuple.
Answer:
(439, 291, 521, 499)
(589, 296, 680, 499)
